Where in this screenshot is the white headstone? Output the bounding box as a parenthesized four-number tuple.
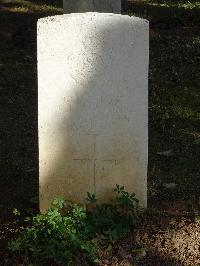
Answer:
(38, 13, 149, 213)
(63, 0, 121, 14)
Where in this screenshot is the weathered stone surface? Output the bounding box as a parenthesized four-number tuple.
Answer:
(38, 13, 149, 213)
(63, 0, 121, 14)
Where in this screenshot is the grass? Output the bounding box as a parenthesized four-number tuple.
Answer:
(1, 0, 62, 13)
(0, 0, 199, 216)
(143, 0, 200, 9)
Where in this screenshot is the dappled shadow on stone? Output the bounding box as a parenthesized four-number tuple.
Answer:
(38, 13, 148, 212)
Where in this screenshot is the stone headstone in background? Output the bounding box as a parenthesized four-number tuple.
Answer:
(63, 0, 121, 14)
(38, 13, 149, 213)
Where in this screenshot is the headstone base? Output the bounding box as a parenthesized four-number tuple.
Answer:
(63, 0, 121, 14)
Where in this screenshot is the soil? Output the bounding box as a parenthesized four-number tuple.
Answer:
(100, 214, 200, 266)
(1, 213, 200, 265)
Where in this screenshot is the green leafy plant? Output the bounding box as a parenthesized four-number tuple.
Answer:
(9, 185, 139, 265)
(9, 199, 97, 265)
(86, 192, 97, 204)
(13, 208, 21, 217)
(86, 185, 139, 243)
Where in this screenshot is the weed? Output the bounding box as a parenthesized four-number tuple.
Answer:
(9, 198, 97, 265)
(86, 185, 139, 243)
(9, 185, 139, 265)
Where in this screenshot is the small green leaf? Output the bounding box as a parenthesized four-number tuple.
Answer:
(13, 208, 20, 216)
(52, 197, 65, 209)
(24, 217, 31, 222)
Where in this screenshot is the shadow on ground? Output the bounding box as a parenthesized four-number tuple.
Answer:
(122, 0, 200, 206)
(0, 1, 62, 220)
(122, 0, 200, 27)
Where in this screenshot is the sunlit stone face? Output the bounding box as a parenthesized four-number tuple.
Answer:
(63, 0, 121, 14)
(38, 13, 149, 213)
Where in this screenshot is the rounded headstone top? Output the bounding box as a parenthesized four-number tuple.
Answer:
(38, 12, 149, 28)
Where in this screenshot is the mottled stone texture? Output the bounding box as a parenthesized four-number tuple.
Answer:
(63, 0, 121, 14)
(38, 13, 149, 213)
